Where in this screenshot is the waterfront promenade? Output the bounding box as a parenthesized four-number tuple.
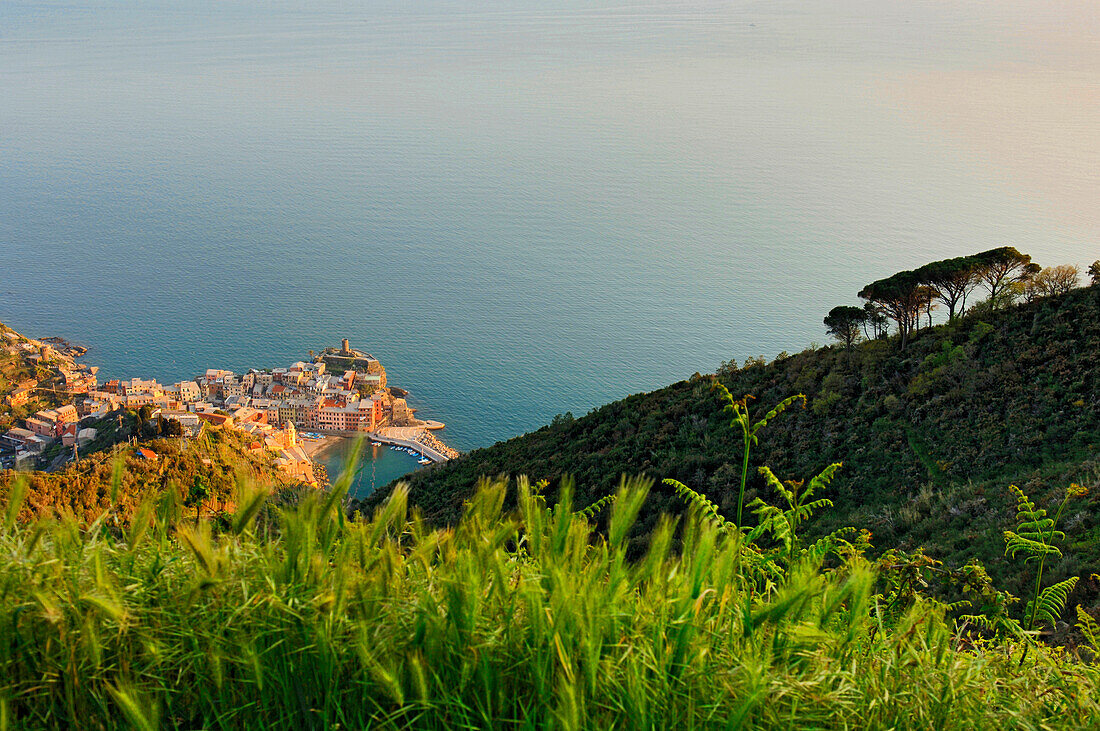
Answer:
(370, 428, 449, 463)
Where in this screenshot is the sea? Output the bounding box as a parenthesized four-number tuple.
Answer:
(2, 1, 1098, 495)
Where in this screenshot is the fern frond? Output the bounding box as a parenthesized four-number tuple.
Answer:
(744, 501, 776, 544)
(791, 498, 834, 521)
(750, 394, 806, 435)
(1077, 605, 1100, 651)
(958, 613, 996, 632)
(575, 494, 616, 520)
(747, 498, 791, 552)
(958, 613, 1026, 639)
(711, 380, 735, 404)
(1008, 485, 1058, 539)
(712, 382, 748, 422)
(664, 478, 736, 534)
(746, 497, 781, 519)
(959, 611, 1025, 637)
(1026, 576, 1079, 630)
(757, 467, 794, 505)
(1008, 484, 1037, 515)
(1016, 514, 1054, 530)
(805, 463, 842, 500)
(1020, 526, 1063, 540)
(1003, 531, 1062, 562)
(801, 526, 858, 563)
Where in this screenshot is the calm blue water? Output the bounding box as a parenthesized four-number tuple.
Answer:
(316, 439, 423, 498)
(3, 2, 1099, 493)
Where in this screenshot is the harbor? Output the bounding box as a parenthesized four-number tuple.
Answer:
(298, 425, 452, 464)
(300, 433, 435, 498)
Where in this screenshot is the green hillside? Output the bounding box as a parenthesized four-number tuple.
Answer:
(369, 284, 1100, 597)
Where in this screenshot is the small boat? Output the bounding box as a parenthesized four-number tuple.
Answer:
(370, 441, 382, 447)
(418, 458, 431, 465)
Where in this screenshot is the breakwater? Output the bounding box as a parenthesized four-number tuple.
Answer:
(300, 426, 456, 463)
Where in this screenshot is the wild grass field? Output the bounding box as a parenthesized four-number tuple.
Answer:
(2, 447, 1100, 729)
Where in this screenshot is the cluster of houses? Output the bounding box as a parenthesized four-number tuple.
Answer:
(1, 403, 98, 462)
(2, 341, 410, 486)
(54, 354, 404, 436)
(191, 355, 406, 431)
(190, 360, 396, 433)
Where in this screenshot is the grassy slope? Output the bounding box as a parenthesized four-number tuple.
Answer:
(0, 426, 294, 524)
(0, 324, 38, 396)
(369, 286, 1100, 596)
(3, 479, 1100, 729)
(0, 323, 67, 430)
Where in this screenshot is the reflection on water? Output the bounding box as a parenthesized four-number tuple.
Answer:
(312, 437, 424, 499)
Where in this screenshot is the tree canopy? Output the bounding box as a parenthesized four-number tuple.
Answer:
(823, 305, 865, 353)
(915, 256, 982, 321)
(847, 246, 1059, 348)
(857, 270, 925, 350)
(975, 247, 1039, 308)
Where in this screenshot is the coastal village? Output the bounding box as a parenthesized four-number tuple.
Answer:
(0, 329, 457, 486)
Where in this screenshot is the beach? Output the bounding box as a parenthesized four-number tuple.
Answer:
(299, 433, 347, 460)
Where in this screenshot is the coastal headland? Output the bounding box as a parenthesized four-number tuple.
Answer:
(0, 328, 457, 485)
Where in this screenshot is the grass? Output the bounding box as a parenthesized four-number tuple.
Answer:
(2, 460, 1100, 730)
